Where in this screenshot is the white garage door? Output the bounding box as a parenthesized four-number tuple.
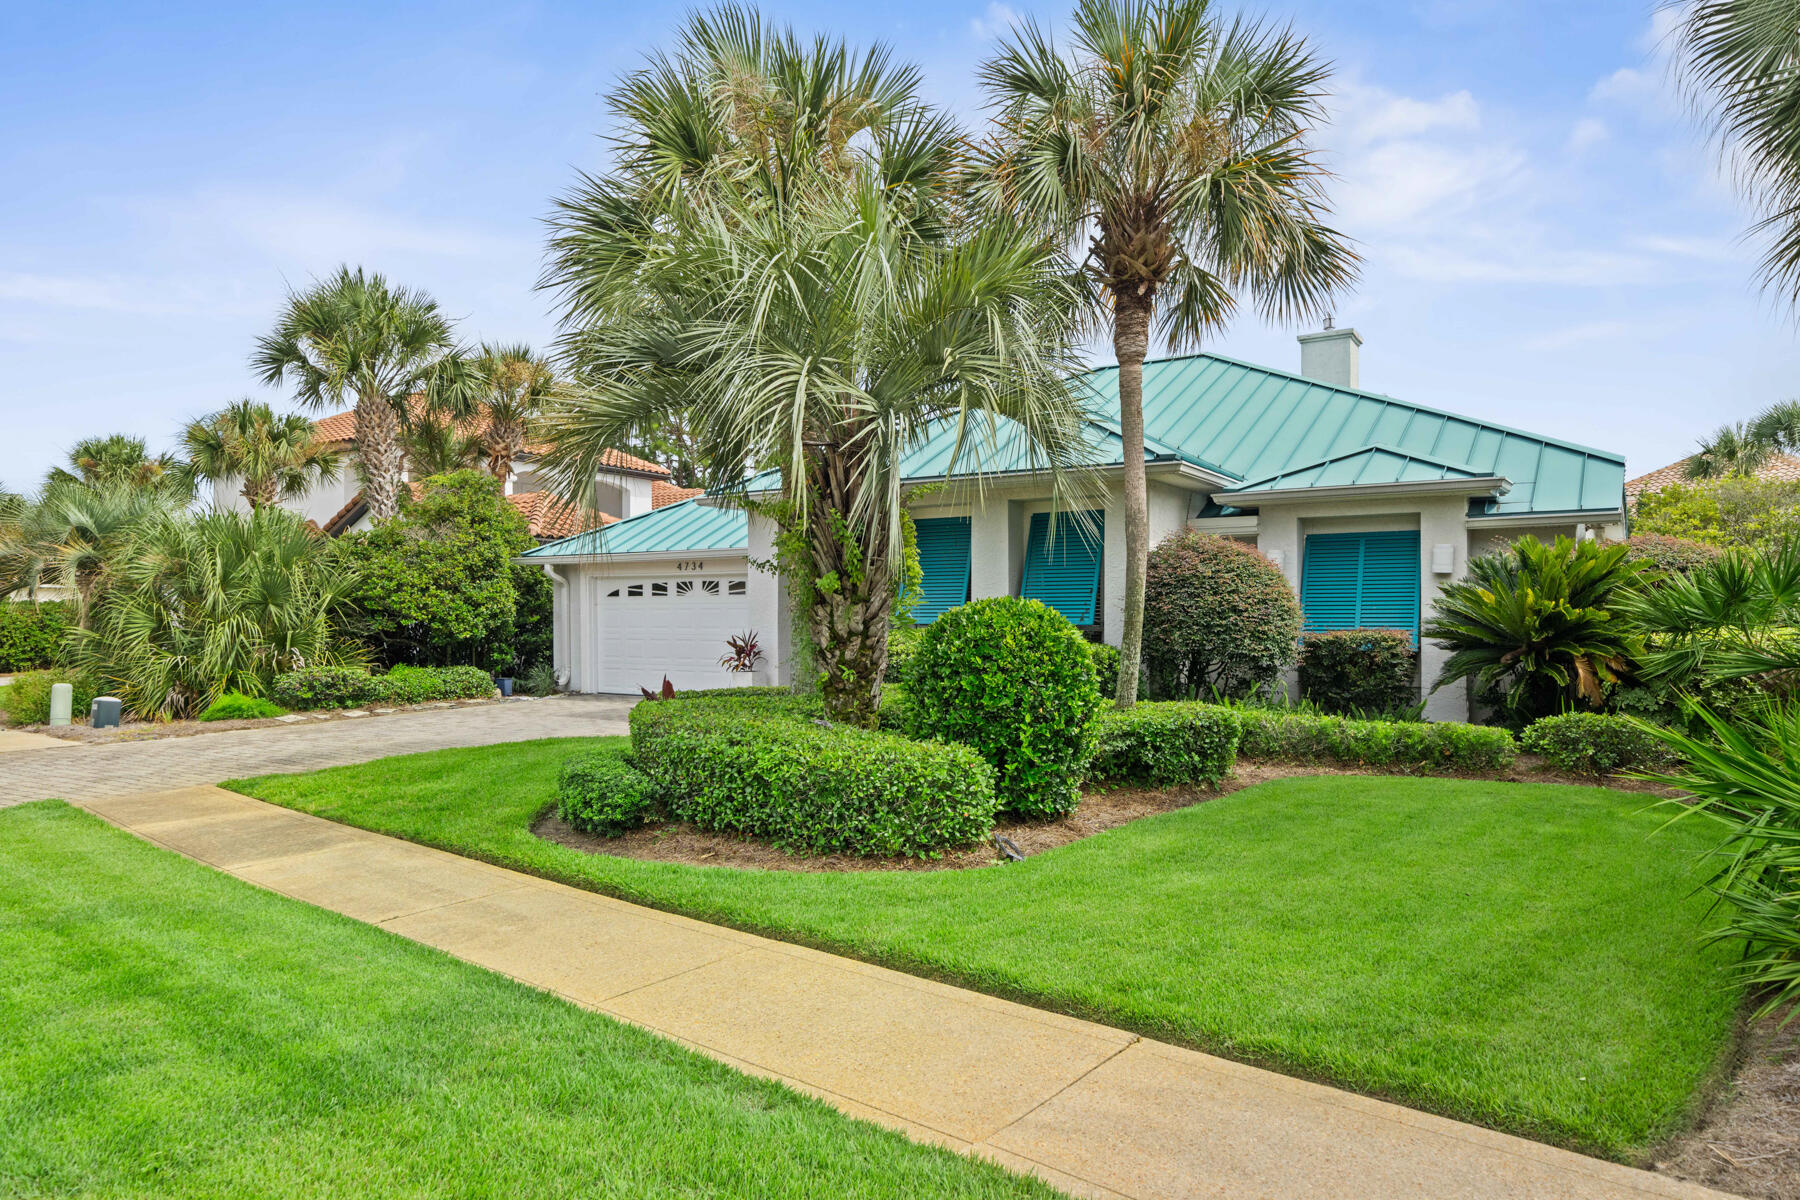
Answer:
(592, 574, 750, 694)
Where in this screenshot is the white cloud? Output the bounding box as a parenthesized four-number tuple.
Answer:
(1332, 85, 1480, 145)
(186, 189, 526, 265)
(1521, 320, 1633, 352)
(1589, 66, 1659, 108)
(1632, 232, 1740, 261)
(0, 271, 230, 316)
(970, 2, 1020, 42)
(1566, 117, 1608, 154)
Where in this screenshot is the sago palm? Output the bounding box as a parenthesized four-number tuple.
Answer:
(468, 344, 557, 485)
(975, 0, 1359, 706)
(540, 7, 1089, 724)
(178, 399, 344, 510)
(1424, 536, 1646, 721)
(253, 266, 476, 522)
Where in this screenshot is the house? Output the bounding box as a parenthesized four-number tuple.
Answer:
(1625, 452, 1800, 502)
(520, 328, 1628, 720)
(213, 400, 691, 540)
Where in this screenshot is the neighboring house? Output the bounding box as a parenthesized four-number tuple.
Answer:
(521, 328, 1628, 719)
(215, 401, 678, 541)
(1624, 452, 1800, 502)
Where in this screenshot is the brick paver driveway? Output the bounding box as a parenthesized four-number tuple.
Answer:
(5, 695, 633, 807)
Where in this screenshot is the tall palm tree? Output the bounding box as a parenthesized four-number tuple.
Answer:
(1677, 1, 1800, 305)
(252, 266, 475, 522)
(540, 7, 1089, 724)
(402, 414, 484, 477)
(468, 344, 556, 485)
(975, 0, 1359, 706)
(48, 433, 186, 495)
(1687, 419, 1778, 480)
(0, 480, 177, 613)
(178, 399, 344, 510)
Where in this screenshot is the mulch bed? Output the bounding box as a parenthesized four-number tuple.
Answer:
(1655, 1006, 1800, 1200)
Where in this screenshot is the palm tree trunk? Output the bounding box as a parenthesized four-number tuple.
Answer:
(803, 447, 893, 727)
(1112, 294, 1152, 709)
(486, 428, 522, 487)
(241, 475, 275, 511)
(357, 394, 405, 522)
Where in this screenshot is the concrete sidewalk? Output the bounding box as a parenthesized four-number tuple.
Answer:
(81, 785, 1731, 1200)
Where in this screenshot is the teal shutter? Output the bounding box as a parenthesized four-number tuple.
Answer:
(1020, 510, 1104, 626)
(1301, 531, 1421, 642)
(912, 516, 972, 623)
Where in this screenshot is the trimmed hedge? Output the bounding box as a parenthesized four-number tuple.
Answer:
(1235, 708, 1517, 772)
(1298, 629, 1416, 716)
(269, 664, 497, 711)
(557, 751, 656, 835)
(198, 693, 285, 722)
(1089, 703, 1240, 787)
(631, 694, 997, 857)
(0, 601, 72, 672)
(1521, 712, 1677, 775)
(1089, 641, 1120, 701)
(908, 598, 1101, 818)
(4, 669, 99, 726)
(1144, 531, 1300, 700)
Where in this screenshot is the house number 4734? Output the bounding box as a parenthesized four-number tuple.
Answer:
(675, 560, 706, 571)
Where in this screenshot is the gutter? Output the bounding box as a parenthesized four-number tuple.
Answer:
(1219, 476, 1512, 506)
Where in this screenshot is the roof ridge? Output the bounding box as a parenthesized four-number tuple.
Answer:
(1077, 350, 1627, 466)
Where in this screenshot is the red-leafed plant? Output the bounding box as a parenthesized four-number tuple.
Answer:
(719, 631, 764, 673)
(639, 676, 675, 701)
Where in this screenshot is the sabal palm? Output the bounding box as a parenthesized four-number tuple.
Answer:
(0, 480, 177, 613)
(469, 344, 556, 484)
(68, 507, 364, 718)
(179, 399, 344, 510)
(976, 0, 1359, 707)
(1424, 536, 1645, 720)
(49, 433, 186, 496)
(252, 266, 474, 522)
(403, 415, 484, 477)
(1677, 1, 1800, 304)
(1689, 420, 1777, 480)
(540, 8, 1088, 723)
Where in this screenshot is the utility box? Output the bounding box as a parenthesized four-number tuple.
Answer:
(48, 682, 72, 726)
(90, 696, 123, 729)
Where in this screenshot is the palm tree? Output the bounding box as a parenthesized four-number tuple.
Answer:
(975, 0, 1359, 707)
(468, 344, 556, 485)
(48, 433, 186, 495)
(1688, 419, 1778, 480)
(252, 266, 475, 522)
(402, 414, 484, 477)
(540, 7, 1089, 724)
(0, 480, 178, 613)
(178, 399, 344, 510)
(1677, 2, 1800, 305)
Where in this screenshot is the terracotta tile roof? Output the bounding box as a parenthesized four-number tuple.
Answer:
(507, 491, 616, 540)
(309, 399, 670, 478)
(652, 481, 704, 508)
(1625, 452, 1800, 499)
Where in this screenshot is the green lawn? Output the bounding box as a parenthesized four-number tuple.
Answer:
(230, 737, 1743, 1160)
(0, 801, 1058, 1199)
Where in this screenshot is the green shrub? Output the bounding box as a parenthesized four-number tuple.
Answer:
(270, 667, 371, 710)
(907, 598, 1101, 818)
(1088, 641, 1120, 700)
(517, 662, 558, 697)
(1299, 629, 1417, 716)
(1143, 532, 1300, 700)
(5, 669, 100, 726)
(197, 693, 286, 721)
(556, 751, 657, 835)
(0, 602, 72, 671)
(1235, 708, 1517, 772)
(1617, 534, 1724, 576)
(1521, 712, 1677, 775)
(366, 664, 496, 705)
(632, 695, 997, 856)
(886, 624, 923, 685)
(1089, 703, 1240, 786)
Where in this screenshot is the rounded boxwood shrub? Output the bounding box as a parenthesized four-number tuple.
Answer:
(557, 751, 657, 835)
(1521, 712, 1676, 775)
(1298, 629, 1417, 716)
(270, 666, 371, 710)
(4, 669, 99, 726)
(1144, 532, 1300, 700)
(198, 692, 285, 722)
(1088, 641, 1120, 701)
(908, 597, 1100, 818)
(0, 601, 72, 672)
(1089, 703, 1240, 786)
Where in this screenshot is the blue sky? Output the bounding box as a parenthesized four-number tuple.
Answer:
(2, 0, 1790, 493)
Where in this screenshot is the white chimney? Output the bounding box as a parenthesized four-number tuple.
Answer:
(1297, 321, 1362, 390)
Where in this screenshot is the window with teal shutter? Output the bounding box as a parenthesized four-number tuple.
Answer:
(1301, 531, 1421, 642)
(1020, 510, 1104, 626)
(912, 516, 972, 623)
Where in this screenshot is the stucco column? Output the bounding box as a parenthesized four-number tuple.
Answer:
(745, 511, 792, 686)
(1418, 499, 1470, 722)
(1255, 509, 1304, 703)
(969, 500, 1015, 600)
(1101, 493, 1127, 648)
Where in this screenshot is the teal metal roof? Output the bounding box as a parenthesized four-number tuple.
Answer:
(882, 352, 1625, 517)
(1221, 444, 1498, 494)
(520, 497, 747, 559)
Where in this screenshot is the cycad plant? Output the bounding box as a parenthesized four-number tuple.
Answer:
(540, 7, 1089, 724)
(178, 399, 344, 510)
(68, 507, 365, 718)
(254, 266, 476, 522)
(1424, 535, 1645, 722)
(975, 0, 1358, 705)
